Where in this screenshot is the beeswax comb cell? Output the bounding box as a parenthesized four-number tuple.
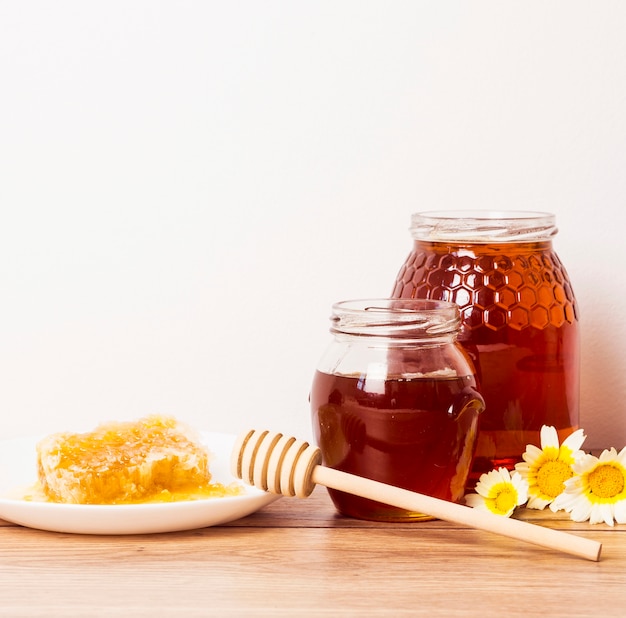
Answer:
(37, 415, 211, 505)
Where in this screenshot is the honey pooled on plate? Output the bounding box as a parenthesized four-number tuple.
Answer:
(36, 415, 242, 505)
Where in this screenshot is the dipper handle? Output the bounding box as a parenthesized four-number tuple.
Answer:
(231, 429, 602, 562)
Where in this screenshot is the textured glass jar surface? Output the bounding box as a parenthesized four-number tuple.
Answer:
(392, 237, 580, 484)
(310, 299, 485, 522)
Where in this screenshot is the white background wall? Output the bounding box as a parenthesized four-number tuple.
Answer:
(1, 2, 625, 451)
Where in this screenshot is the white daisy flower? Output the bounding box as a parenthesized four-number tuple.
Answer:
(514, 425, 586, 510)
(465, 467, 528, 517)
(551, 446, 626, 526)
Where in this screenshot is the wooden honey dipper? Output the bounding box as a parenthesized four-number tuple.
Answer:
(231, 429, 602, 562)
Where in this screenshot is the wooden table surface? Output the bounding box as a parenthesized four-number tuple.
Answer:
(0, 487, 624, 617)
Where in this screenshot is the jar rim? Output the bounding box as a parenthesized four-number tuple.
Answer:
(410, 210, 557, 243)
(330, 298, 460, 339)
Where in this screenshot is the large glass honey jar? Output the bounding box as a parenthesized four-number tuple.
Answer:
(310, 298, 485, 522)
(391, 211, 579, 486)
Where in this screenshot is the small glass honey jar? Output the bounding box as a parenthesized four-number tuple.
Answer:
(310, 298, 485, 522)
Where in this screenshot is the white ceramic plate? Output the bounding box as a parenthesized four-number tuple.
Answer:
(0, 431, 280, 535)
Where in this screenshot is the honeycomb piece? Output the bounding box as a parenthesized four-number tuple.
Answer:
(37, 415, 214, 505)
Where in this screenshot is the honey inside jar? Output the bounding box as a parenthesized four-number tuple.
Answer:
(311, 370, 483, 521)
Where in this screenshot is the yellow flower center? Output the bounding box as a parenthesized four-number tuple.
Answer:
(536, 460, 572, 498)
(491, 484, 517, 515)
(588, 464, 625, 499)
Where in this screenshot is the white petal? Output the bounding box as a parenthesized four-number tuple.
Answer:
(474, 472, 498, 497)
(573, 452, 599, 475)
(540, 425, 559, 449)
(479, 468, 501, 487)
(514, 462, 530, 475)
(587, 503, 612, 526)
(563, 475, 584, 491)
(479, 468, 508, 492)
(613, 499, 626, 524)
(496, 467, 512, 481)
(551, 491, 576, 513)
(599, 447, 618, 462)
(561, 428, 586, 453)
(464, 494, 484, 508)
(527, 495, 551, 510)
(550, 491, 568, 511)
(600, 503, 615, 527)
(571, 501, 593, 523)
(510, 472, 528, 504)
(522, 444, 544, 464)
(548, 499, 562, 513)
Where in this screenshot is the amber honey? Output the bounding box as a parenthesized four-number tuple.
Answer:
(36, 415, 243, 505)
(311, 371, 483, 521)
(393, 231, 579, 486)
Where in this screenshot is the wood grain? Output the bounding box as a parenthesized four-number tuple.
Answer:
(0, 488, 624, 616)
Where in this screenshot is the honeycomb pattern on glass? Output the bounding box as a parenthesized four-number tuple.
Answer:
(393, 246, 578, 331)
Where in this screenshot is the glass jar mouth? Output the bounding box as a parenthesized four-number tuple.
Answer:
(410, 210, 557, 243)
(330, 298, 460, 338)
